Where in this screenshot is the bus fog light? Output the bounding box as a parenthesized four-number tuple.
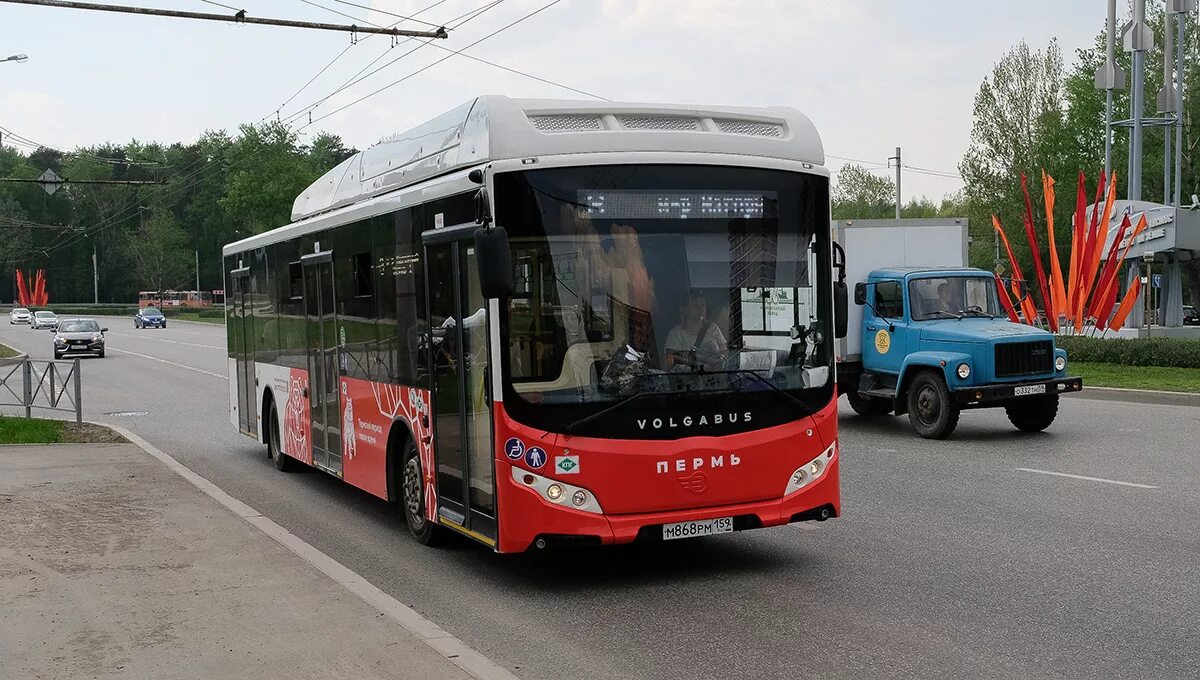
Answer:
(572, 490, 588, 507)
(792, 470, 807, 485)
(808, 460, 821, 475)
(547, 484, 563, 501)
(1055, 356, 1066, 371)
(956, 363, 971, 380)
(522, 474, 536, 485)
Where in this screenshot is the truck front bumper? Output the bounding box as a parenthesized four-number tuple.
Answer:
(952, 376, 1083, 409)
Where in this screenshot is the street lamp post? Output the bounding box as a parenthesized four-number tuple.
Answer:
(1, 54, 29, 64)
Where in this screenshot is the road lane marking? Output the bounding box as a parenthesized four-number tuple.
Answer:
(107, 424, 519, 680)
(122, 336, 223, 350)
(106, 347, 226, 379)
(1014, 467, 1160, 489)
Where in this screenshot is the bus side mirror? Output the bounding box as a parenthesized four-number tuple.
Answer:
(854, 282, 867, 306)
(834, 282, 848, 339)
(475, 226, 513, 300)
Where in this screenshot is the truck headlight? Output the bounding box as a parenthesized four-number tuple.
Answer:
(956, 363, 971, 380)
(1055, 356, 1066, 371)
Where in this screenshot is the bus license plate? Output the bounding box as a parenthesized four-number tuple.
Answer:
(662, 517, 734, 541)
(1013, 384, 1046, 396)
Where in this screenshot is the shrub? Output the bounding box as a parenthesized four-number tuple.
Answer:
(1057, 335, 1200, 369)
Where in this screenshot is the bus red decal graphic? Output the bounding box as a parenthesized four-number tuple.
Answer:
(371, 382, 436, 522)
(283, 370, 312, 465)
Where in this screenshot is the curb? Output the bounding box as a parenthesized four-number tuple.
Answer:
(99, 422, 520, 680)
(1065, 386, 1200, 407)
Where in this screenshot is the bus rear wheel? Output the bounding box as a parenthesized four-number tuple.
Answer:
(269, 405, 297, 472)
(401, 440, 439, 545)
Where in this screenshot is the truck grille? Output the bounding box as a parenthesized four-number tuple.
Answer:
(994, 341, 1054, 378)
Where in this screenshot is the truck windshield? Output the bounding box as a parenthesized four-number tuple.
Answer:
(494, 164, 833, 440)
(909, 276, 1002, 320)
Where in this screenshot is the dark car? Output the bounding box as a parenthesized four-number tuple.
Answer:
(135, 306, 167, 329)
(1185, 305, 1199, 326)
(53, 318, 107, 359)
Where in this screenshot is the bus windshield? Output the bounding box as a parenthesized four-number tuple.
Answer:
(494, 164, 833, 439)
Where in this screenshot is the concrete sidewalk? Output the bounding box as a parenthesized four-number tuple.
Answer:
(0, 443, 477, 680)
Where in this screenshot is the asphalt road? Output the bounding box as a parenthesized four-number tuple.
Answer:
(3, 318, 1197, 680)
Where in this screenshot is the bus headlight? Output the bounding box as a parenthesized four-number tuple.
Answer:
(512, 466, 603, 514)
(784, 441, 836, 496)
(1055, 356, 1066, 371)
(956, 363, 971, 380)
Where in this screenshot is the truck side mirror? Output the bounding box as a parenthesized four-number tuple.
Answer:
(474, 226, 513, 300)
(834, 281, 848, 338)
(854, 282, 867, 306)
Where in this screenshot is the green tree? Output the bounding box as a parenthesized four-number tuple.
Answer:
(832, 164, 895, 219)
(129, 211, 191, 303)
(222, 121, 322, 235)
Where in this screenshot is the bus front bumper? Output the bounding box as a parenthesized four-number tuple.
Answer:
(496, 456, 840, 553)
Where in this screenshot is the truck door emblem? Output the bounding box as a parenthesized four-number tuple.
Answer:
(874, 329, 891, 354)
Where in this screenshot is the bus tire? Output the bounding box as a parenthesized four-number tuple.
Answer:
(269, 404, 297, 472)
(907, 371, 959, 439)
(846, 391, 892, 417)
(1005, 394, 1059, 433)
(401, 439, 439, 546)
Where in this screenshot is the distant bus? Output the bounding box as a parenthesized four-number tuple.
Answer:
(222, 96, 842, 553)
(138, 290, 214, 308)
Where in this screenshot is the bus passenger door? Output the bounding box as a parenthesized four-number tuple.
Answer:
(302, 252, 342, 476)
(424, 230, 497, 544)
(229, 267, 256, 438)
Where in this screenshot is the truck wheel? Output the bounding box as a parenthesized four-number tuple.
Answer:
(907, 371, 960, 439)
(269, 405, 297, 472)
(1005, 394, 1059, 433)
(401, 439, 440, 546)
(846, 391, 893, 417)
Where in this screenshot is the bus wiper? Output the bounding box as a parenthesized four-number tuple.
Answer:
(957, 307, 995, 319)
(563, 391, 651, 435)
(923, 310, 963, 320)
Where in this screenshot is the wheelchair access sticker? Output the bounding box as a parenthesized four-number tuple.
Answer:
(504, 438, 525, 460)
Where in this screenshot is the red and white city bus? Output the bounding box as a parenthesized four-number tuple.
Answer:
(223, 96, 845, 552)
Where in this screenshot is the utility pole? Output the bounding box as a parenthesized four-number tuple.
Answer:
(195, 250, 200, 297)
(1125, 0, 1151, 202)
(888, 146, 902, 221)
(92, 242, 98, 304)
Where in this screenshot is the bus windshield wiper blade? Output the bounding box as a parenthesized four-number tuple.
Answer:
(667, 367, 812, 411)
(564, 391, 650, 435)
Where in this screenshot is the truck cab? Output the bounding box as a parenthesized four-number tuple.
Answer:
(842, 266, 1081, 438)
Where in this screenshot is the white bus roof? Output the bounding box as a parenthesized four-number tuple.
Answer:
(291, 95, 824, 222)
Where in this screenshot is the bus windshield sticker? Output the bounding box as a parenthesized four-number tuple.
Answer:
(504, 438, 525, 460)
(524, 447, 547, 469)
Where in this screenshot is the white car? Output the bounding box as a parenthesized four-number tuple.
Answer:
(31, 310, 59, 330)
(9, 307, 31, 324)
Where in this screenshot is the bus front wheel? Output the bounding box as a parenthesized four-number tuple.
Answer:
(402, 440, 439, 545)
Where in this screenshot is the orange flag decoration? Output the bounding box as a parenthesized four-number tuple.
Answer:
(1020, 174, 1056, 331)
(992, 215, 1038, 325)
(1067, 171, 1087, 316)
(995, 273, 1021, 323)
(1088, 214, 1133, 321)
(1107, 277, 1143, 333)
(1042, 170, 1068, 321)
(1075, 172, 1117, 330)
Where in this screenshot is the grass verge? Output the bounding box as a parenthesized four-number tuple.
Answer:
(0, 341, 21, 359)
(169, 312, 225, 325)
(0, 416, 127, 444)
(1073, 362, 1200, 394)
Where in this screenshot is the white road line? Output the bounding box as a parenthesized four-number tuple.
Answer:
(124, 336, 224, 350)
(107, 424, 519, 680)
(106, 347, 226, 379)
(1014, 467, 1160, 489)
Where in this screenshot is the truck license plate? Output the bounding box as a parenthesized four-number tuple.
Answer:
(1013, 384, 1046, 396)
(662, 517, 734, 541)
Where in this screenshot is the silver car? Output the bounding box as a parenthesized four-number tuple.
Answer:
(31, 310, 59, 330)
(53, 318, 107, 359)
(9, 307, 31, 324)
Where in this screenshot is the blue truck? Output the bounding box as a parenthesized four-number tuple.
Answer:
(834, 219, 1083, 439)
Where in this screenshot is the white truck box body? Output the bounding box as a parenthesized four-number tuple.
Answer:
(833, 218, 969, 359)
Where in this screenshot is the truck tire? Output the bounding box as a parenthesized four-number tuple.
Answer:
(269, 405, 298, 472)
(846, 391, 893, 417)
(1005, 394, 1059, 433)
(907, 371, 960, 439)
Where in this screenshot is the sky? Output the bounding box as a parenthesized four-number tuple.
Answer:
(0, 0, 1107, 202)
